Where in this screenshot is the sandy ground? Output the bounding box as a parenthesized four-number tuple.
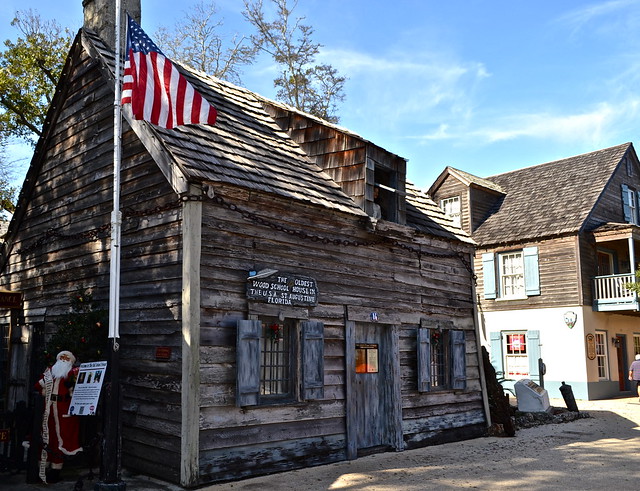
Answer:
(201, 397, 640, 491)
(4, 397, 640, 490)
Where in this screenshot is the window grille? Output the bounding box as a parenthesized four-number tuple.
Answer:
(430, 330, 449, 388)
(260, 320, 292, 397)
(499, 252, 524, 298)
(595, 331, 608, 379)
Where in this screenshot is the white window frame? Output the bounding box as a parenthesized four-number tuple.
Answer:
(440, 196, 461, 228)
(503, 332, 529, 379)
(498, 251, 525, 299)
(626, 187, 638, 225)
(595, 331, 609, 380)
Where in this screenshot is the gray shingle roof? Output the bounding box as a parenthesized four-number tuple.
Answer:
(472, 143, 631, 245)
(84, 30, 366, 217)
(82, 29, 475, 245)
(405, 183, 474, 244)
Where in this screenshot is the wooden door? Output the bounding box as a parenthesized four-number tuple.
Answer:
(354, 323, 385, 453)
(345, 320, 403, 460)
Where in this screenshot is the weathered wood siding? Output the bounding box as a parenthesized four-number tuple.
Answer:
(469, 187, 501, 234)
(2, 48, 185, 483)
(197, 184, 484, 484)
(475, 236, 581, 311)
(264, 106, 407, 224)
(430, 177, 469, 233)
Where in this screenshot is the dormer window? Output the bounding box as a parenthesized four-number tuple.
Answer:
(374, 166, 399, 222)
(440, 196, 461, 227)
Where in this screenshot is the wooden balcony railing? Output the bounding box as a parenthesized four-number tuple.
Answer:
(592, 274, 640, 311)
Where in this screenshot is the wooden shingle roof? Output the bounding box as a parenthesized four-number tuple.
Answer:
(472, 143, 632, 245)
(405, 183, 474, 244)
(82, 29, 473, 245)
(83, 29, 366, 217)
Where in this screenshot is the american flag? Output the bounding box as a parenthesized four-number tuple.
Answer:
(121, 15, 217, 129)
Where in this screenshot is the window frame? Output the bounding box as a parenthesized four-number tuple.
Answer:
(634, 334, 640, 356)
(236, 318, 325, 407)
(622, 184, 639, 225)
(594, 331, 609, 380)
(440, 196, 461, 228)
(502, 331, 529, 379)
(483, 247, 540, 300)
(259, 317, 297, 403)
(417, 327, 466, 392)
(498, 251, 525, 300)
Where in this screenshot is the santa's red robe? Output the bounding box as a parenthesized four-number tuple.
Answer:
(36, 366, 82, 469)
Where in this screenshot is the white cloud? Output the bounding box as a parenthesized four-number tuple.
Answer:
(556, 0, 640, 34)
(413, 99, 640, 148)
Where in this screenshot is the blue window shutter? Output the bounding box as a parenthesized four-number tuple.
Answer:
(622, 184, 632, 222)
(417, 328, 431, 392)
(523, 247, 540, 296)
(236, 320, 261, 407)
(527, 330, 541, 384)
(482, 253, 497, 299)
(489, 331, 504, 374)
(450, 330, 466, 390)
(301, 321, 325, 400)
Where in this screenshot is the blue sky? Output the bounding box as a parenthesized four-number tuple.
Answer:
(2, 0, 640, 192)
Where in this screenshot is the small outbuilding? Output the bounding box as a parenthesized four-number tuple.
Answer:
(1, 1, 489, 486)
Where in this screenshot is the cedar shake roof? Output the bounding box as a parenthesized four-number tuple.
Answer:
(405, 183, 474, 244)
(430, 166, 505, 196)
(73, 29, 471, 245)
(472, 143, 631, 245)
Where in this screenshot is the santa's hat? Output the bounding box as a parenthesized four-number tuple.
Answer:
(56, 351, 76, 364)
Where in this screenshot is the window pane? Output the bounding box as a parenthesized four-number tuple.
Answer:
(260, 320, 291, 397)
(595, 331, 608, 379)
(504, 332, 528, 378)
(441, 197, 461, 227)
(430, 330, 449, 388)
(500, 252, 524, 298)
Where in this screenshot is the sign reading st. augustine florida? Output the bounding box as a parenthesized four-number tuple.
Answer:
(247, 270, 318, 306)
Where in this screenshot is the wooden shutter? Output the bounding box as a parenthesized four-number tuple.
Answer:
(236, 319, 261, 407)
(489, 331, 504, 374)
(527, 330, 541, 384)
(622, 184, 632, 222)
(417, 327, 432, 392)
(450, 330, 466, 390)
(523, 247, 541, 296)
(482, 253, 497, 299)
(301, 321, 325, 400)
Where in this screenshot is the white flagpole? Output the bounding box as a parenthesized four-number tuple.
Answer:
(109, 0, 123, 343)
(96, 2, 125, 488)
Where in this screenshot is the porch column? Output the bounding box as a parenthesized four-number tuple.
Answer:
(629, 237, 636, 276)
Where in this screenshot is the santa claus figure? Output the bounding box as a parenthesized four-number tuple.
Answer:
(36, 350, 83, 483)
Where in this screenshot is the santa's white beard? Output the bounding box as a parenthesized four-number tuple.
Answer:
(51, 358, 73, 380)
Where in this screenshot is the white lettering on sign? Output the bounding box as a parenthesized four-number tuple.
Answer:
(247, 271, 318, 306)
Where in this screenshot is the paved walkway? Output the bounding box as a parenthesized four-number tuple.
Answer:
(3, 397, 640, 490)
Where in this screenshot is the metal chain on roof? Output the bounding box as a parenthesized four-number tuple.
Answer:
(210, 194, 477, 282)
(13, 192, 477, 283)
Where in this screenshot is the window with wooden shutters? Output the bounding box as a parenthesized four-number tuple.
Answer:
(417, 327, 466, 392)
(236, 317, 325, 406)
(482, 247, 540, 300)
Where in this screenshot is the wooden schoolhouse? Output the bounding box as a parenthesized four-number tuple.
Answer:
(1, 0, 489, 486)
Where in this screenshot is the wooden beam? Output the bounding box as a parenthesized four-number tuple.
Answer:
(181, 185, 202, 487)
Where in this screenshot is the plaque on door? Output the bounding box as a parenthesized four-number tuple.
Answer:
(355, 344, 379, 373)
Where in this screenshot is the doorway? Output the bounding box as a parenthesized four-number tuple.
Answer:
(345, 321, 402, 459)
(615, 335, 627, 392)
